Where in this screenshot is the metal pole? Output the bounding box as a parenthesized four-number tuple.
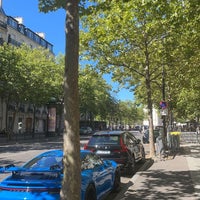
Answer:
(162, 65, 167, 146)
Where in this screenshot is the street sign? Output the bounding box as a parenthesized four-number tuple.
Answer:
(160, 109, 168, 116)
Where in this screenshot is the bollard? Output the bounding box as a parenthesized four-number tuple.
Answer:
(168, 131, 181, 152)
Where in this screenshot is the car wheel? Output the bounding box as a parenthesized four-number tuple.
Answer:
(140, 147, 146, 163)
(85, 184, 97, 200)
(126, 155, 135, 175)
(112, 169, 121, 192)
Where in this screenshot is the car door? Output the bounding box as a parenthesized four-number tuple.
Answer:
(126, 133, 140, 160)
(89, 154, 113, 198)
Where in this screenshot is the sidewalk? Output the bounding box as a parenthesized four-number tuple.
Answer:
(114, 143, 200, 200)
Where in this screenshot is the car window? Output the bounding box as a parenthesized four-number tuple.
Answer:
(126, 135, 135, 145)
(128, 133, 137, 141)
(88, 135, 119, 145)
(24, 156, 63, 169)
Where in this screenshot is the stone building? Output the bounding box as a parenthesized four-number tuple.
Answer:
(0, 0, 57, 136)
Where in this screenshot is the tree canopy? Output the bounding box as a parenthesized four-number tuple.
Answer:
(80, 0, 200, 155)
(0, 44, 62, 105)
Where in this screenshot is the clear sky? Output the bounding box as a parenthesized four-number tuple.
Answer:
(3, 0, 134, 101)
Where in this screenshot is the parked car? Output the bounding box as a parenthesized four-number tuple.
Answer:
(84, 131, 145, 174)
(142, 129, 160, 144)
(133, 125, 142, 132)
(0, 150, 120, 200)
(80, 127, 93, 135)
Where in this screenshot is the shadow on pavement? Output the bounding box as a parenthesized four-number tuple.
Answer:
(119, 170, 196, 200)
(112, 145, 200, 200)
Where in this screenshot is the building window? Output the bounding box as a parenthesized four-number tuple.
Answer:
(7, 17, 18, 30)
(40, 38, 46, 47)
(18, 24, 25, 34)
(26, 28, 34, 40)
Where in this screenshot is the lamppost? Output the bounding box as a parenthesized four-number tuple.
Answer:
(160, 65, 168, 148)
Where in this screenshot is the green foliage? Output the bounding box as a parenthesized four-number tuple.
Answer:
(79, 65, 116, 120)
(80, 0, 200, 123)
(0, 44, 63, 105)
(0, 44, 21, 102)
(117, 101, 144, 125)
(38, 0, 66, 12)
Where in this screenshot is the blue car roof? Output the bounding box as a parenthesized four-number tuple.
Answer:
(34, 149, 92, 159)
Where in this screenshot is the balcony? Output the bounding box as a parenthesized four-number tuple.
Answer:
(0, 20, 7, 29)
(0, 38, 4, 45)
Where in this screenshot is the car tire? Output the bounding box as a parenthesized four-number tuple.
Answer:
(140, 147, 146, 163)
(126, 155, 135, 175)
(112, 169, 121, 192)
(85, 184, 97, 200)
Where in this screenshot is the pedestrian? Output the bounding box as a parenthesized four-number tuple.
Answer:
(196, 126, 199, 143)
(156, 132, 164, 160)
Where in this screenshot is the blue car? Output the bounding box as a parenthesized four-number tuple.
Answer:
(0, 150, 120, 200)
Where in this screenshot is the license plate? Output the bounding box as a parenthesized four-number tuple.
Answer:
(96, 150, 110, 154)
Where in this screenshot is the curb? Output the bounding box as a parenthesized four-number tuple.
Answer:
(114, 159, 153, 200)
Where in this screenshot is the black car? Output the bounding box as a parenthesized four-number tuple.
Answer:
(142, 129, 160, 144)
(84, 131, 145, 174)
(80, 126, 93, 135)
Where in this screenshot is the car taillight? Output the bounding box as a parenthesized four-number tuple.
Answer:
(83, 144, 88, 150)
(120, 137, 128, 152)
(83, 144, 95, 152)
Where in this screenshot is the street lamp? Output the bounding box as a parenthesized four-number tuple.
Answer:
(161, 65, 167, 147)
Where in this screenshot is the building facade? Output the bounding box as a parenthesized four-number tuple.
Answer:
(0, 0, 56, 136)
(0, 0, 53, 53)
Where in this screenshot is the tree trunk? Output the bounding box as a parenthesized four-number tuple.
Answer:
(61, 1, 80, 200)
(145, 69, 155, 158)
(144, 42, 156, 158)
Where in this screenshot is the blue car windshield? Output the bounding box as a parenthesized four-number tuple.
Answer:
(23, 156, 63, 169)
(23, 151, 102, 171)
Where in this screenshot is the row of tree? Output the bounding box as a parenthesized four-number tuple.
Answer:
(0, 44, 143, 128)
(3, 0, 198, 199)
(0, 44, 63, 107)
(36, 0, 199, 199)
(80, 0, 200, 157)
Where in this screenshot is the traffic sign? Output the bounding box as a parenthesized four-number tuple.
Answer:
(160, 101, 167, 109)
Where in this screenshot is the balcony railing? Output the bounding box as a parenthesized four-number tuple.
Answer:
(0, 20, 7, 29)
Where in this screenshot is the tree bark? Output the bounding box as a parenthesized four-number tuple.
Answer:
(61, 1, 80, 200)
(144, 40, 156, 158)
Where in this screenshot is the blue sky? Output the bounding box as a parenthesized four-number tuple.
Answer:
(3, 0, 134, 101)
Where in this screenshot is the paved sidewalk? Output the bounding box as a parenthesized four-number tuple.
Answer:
(114, 144, 200, 200)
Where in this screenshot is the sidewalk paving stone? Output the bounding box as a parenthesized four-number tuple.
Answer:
(114, 144, 200, 200)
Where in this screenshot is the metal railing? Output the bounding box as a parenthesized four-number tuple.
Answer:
(180, 132, 199, 144)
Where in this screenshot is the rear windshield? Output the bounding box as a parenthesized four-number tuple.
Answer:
(88, 135, 120, 145)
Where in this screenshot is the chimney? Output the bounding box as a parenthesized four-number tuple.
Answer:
(0, 0, 2, 8)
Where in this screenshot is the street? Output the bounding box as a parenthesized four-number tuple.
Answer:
(0, 132, 149, 199)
